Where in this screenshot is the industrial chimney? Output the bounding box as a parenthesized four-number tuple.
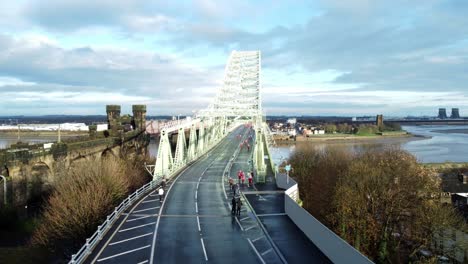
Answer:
(451, 108, 460, 119)
(438, 108, 447, 119)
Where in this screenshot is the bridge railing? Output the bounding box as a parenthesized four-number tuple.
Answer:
(69, 179, 159, 264)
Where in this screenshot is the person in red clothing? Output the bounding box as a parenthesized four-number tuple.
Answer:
(241, 171, 245, 186)
(237, 170, 242, 183)
(248, 172, 253, 187)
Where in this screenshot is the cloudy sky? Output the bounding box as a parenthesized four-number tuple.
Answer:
(0, 0, 467, 116)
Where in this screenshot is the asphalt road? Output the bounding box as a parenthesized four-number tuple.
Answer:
(87, 126, 272, 264)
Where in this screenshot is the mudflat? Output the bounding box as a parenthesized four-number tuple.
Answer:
(432, 129, 468, 135)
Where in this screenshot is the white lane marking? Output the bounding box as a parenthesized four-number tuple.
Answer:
(109, 232, 153, 245)
(252, 236, 263, 243)
(150, 164, 196, 264)
(133, 207, 159, 213)
(245, 225, 256, 231)
(195, 190, 198, 200)
(195, 202, 198, 213)
(261, 248, 273, 256)
(240, 217, 249, 221)
(256, 213, 287, 217)
(142, 199, 158, 203)
(235, 217, 244, 231)
(97, 245, 151, 262)
(127, 215, 156, 222)
(197, 216, 201, 232)
(119, 222, 156, 232)
(247, 238, 266, 264)
(200, 238, 208, 261)
(92, 185, 156, 262)
(196, 181, 200, 190)
(137, 260, 148, 264)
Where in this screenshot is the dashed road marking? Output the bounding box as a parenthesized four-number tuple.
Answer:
(109, 232, 153, 245)
(142, 199, 158, 203)
(261, 248, 273, 256)
(97, 245, 151, 262)
(240, 217, 249, 221)
(245, 225, 256, 231)
(133, 207, 160, 213)
(235, 217, 244, 231)
(127, 215, 156, 222)
(200, 238, 208, 261)
(247, 238, 265, 264)
(137, 260, 148, 264)
(119, 222, 156, 232)
(252, 236, 263, 243)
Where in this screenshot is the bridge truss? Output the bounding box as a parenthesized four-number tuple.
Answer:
(151, 50, 269, 180)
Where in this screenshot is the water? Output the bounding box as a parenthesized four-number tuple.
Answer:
(4, 125, 468, 163)
(0, 135, 58, 149)
(401, 125, 468, 163)
(270, 125, 468, 164)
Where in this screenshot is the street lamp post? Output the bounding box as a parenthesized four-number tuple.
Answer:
(0, 175, 7, 205)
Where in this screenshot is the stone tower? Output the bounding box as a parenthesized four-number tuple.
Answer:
(106, 105, 121, 132)
(132, 105, 147, 131)
(376, 114, 384, 127)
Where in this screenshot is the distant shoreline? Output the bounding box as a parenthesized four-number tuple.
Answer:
(0, 130, 87, 137)
(273, 132, 422, 144)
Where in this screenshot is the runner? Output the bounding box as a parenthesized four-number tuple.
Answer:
(241, 171, 245, 186)
(236, 198, 242, 216)
(158, 187, 164, 202)
(228, 177, 234, 190)
(248, 172, 253, 187)
(231, 197, 236, 215)
(237, 170, 242, 183)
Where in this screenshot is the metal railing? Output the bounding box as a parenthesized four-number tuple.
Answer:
(69, 123, 234, 264)
(69, 179, 160, 264)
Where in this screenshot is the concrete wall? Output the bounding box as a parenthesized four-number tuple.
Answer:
(277, 173, 373, 264)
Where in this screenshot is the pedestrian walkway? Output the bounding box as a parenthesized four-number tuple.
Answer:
(232, 147, 331, 264)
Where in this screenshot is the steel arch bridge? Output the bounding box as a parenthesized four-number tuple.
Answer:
(150, 50, 275, 182)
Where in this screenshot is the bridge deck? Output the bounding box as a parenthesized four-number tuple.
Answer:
(84, 126, 329, 263)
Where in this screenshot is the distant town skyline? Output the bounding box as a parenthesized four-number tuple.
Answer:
(0, 1, 467, 116)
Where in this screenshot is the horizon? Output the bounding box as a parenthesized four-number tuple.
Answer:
(1, 1, 468, 116)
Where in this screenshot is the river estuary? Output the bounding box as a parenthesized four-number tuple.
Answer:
(1, 125, 468, 164)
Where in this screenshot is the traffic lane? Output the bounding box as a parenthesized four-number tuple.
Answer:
(153, 216, 205, 264)
(201, 217, 260, 263)
(151, 128, 242, 263)
(245, 193, 285, 215)
(259, 215, 331, 264)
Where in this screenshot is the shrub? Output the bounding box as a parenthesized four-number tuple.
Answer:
(32, 157, 132, 254)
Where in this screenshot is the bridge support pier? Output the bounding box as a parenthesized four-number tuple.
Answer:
(254, 127, 266, 182)
(188, 124, 198, 161)
(174, 127, 187, 169)
(197, 122, 205, 155)
(155, 130, 173, 180)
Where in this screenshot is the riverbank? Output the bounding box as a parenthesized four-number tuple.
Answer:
(274, 132, 419, 144)
(0, 130, 88, 137)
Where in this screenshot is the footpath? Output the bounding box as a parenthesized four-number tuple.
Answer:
(225, 137, 331, 264)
